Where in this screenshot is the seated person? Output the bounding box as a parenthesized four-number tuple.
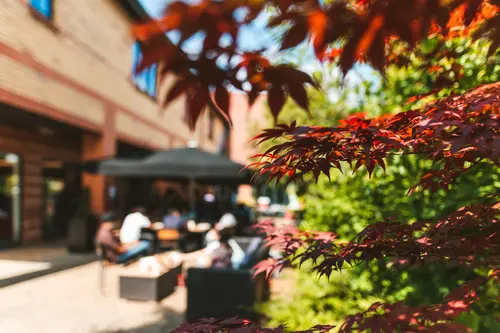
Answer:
(162, 208, 185, 230)
(170, 224, 245, 271)
(96, 221, 149, 264)
(205, 203, 237, 244)
(119, 206, 152, 246)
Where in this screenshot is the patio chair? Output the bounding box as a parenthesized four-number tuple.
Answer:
(97, 243, 146, 295)
(139, 227, 160, 255)
(98, 244, 116, 295)
(186, 236, 270, 322)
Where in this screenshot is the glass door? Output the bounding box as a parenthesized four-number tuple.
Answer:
(0, 153, 22, 245)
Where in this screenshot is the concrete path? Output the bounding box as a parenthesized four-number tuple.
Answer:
(0, 262, 186, 333)
(0, 242, 98, 288)
(0, 239, 290, 333)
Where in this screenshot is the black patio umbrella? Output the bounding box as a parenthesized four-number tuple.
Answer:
(98, 147, 251, 181)
(95, 147, 254, 209)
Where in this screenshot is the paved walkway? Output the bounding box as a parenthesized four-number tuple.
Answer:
(0, 242, 97, 288)
(0, 261, 186, 333)
(0, 239, 290, 333)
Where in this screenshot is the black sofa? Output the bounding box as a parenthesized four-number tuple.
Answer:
(186, 236, 270, 322)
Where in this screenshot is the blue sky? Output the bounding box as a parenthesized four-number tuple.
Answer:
(138, 0, 275, 52)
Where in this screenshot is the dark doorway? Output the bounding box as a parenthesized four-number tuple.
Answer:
(42, 161, 81, 239)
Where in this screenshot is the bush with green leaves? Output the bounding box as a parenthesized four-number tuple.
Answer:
(260, 37, 500, 332)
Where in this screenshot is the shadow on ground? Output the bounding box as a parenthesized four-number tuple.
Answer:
(95, 307, 186, 333)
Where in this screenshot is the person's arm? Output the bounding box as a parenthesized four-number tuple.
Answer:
(143, 215, 152, 228)
(180, 248, 210, 262)
(104, 233, 127, 254)
(228, 239, 245, 257)
(206, 228, 219, 241)
(114, 243, 127, 254)
(176, 240, 219, 262)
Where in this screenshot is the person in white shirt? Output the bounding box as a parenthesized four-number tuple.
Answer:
(119, 207, 152, 246)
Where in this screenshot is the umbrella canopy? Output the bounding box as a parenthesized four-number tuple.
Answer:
(97, 147, 252, 183)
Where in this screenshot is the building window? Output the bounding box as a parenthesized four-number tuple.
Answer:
(30, 0, 53, 20)
(208, 111, 215, 140)
(132, 42, 157, 99)
(216, 126, 230, 156)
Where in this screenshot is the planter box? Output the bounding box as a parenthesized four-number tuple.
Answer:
(186, 268, 269, 322)
(119, 262, 182, 302)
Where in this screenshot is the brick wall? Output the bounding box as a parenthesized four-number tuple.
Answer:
(229, 93, 268, 165)
(229, 93, 268, 204)
(0, 0, 227, 242)
(0, 124, 80, 243)
(0, 0, 225, 150)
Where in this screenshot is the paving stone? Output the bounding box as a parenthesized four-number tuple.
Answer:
(0, 262, 186, 333)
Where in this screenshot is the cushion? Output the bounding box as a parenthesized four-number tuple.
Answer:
(240, 237, 267, 269)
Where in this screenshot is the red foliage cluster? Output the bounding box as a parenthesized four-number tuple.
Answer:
(254, 202, 500, 279)
(172, 317, 334, 333)
(338, 278, 484, 333)
(247, 201, 499, 333)
(252, 219, 338, 278)
(252, 82, 500, 191)
(133, 0, 500, 123)
(172, 280, 486, 333)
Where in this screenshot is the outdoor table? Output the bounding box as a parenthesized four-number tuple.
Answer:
(152, 222, 164, 230)
(182, 229, 208, 252)
(156, 224, 210, 252)
(157, 229, 181, 250)
(157, 229, 180, 241)
(119, 256, 182, 302)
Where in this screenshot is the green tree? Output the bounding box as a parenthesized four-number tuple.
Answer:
(262, 37, 500, 332)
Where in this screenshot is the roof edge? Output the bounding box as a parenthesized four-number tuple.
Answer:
(116, 0, 151, 23)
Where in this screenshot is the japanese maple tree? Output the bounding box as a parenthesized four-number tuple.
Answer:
(133, 0, 499, 331)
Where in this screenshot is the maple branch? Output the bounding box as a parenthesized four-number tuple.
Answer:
(252, 82, 500, 187)
(337, 278, 486, 333)
(254, 202, 500, 278)
(132, 0, 500, 127)
(131, 3, 500, 333)
(172, 278, 489, 333)
(171, 318, 334, 333)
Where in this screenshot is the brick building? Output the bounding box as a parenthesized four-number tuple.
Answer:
(229, 93, 292, 206)
(229, 93, 268, 205)
(0, 0, 228, 246)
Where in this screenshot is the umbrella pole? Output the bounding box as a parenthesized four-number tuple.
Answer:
(119, 178, 126, 219)
(189, 178, 196, 212)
